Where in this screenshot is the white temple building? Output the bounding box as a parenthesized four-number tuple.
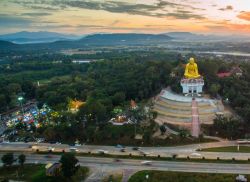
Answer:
(180, 77, 204, 96)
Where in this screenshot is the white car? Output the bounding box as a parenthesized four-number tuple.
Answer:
(190, 152, 202, 158)
(47, 147, 55, 151)
(141, 161, 152, 165)
(32, 145, 38, 150)
(69, 147, 79, 152)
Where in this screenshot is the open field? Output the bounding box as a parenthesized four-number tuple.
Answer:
(202, 146, 250, 153)
(129, 170, 249, 182)
(0, 164, 89, 182)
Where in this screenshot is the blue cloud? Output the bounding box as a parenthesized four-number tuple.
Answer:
(0, 14, 33, 26)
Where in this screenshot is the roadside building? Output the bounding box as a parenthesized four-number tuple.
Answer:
(217, 66, 243, 78)
(236, 174, 247, 182)
(45, 162, 62, 176)
(68, 99, 85, 113)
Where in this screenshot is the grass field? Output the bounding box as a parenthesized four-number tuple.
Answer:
(201, 146, 250, 153)
(0, 164, 89, 182)
(129, 171, 250, 182)
(103, 173, 123, 182)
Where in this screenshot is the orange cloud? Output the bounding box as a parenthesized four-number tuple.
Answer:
(237, 11, 250, 21)
(227, 23, 250, 31)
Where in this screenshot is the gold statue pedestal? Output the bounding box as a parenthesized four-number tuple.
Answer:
(180, 77, 204, 96)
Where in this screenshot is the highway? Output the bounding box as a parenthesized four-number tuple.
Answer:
(1, 140, 248, 160)
(1, 153, 250, 175)
(1, 142, 250, 181)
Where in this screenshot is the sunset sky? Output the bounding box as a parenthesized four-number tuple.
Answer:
(0, 0, 250, 35)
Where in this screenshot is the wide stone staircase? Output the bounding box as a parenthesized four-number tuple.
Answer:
(153, 89, 223, 126)
(154, 97, 192, 125)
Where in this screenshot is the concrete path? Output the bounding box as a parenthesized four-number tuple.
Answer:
(191, 99, 200, 137)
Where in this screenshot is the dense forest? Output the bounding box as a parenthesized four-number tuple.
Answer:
(0, 55, 174, 143)
(0, 62, 88, 112)
(1, 51, 250, 141)
(0, 50, 177, 113)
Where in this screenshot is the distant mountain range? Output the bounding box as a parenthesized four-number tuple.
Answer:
(164, 32, 204, 40)
(0, 31, 249, 51)
(164, 32, 250, 41)
(0, 33, 173, 50)
(0, 40, 17, 49)
(0, 31, 80, 44)
(81, 33, 172, 44)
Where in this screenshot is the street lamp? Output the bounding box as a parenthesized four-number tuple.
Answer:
(18, 96, 24, 118)
(17, 96, 24, 102)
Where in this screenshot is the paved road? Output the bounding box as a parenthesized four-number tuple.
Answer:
(2, 153, 250, 175)
(1, 151, 250, 182)
(0, 140, 244, 160)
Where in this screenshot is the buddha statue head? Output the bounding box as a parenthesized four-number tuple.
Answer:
(189, 57, 195, 64)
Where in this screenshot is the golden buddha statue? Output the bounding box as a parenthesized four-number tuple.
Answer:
(184, 57, 201, 79)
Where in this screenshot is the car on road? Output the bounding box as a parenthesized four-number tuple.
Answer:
(141, 161, 152, 165)
(36, 138, 45, 143)
(190, 152, 202, 158)
(69, 147, 79, 152)
(139, 150, 150, 156)
(28, 145, 32, 148)
(113, 158, 121, 162)
(97, 149, 109, 154)
(116, 144, 125, 148)
(31, 145, 38, 150)
(47, 147, 55, 151)
(120, 148, 126, 152)
(132, 147, 140, 151)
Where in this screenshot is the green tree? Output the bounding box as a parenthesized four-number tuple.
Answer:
(179, 129, 189, 139)
(44, 127, 57, 141)
(112, 92, 126, 106)
(18, 154, 26, 166)
(143, 130, 151, 144)
(15, 122, 26, 130)
(7, 83, 22, 94)
(0, 94, 7, 112)
(160, 125, 166, 135)
(209, 83, 221, 97)
(21, 81, 36, 99)
(79, 98, 107, 124)
(152, 111, 158, 120)
(60, 153, 79, 179)
(213, 116, 242, 139)
(1, 153, 15, 166)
